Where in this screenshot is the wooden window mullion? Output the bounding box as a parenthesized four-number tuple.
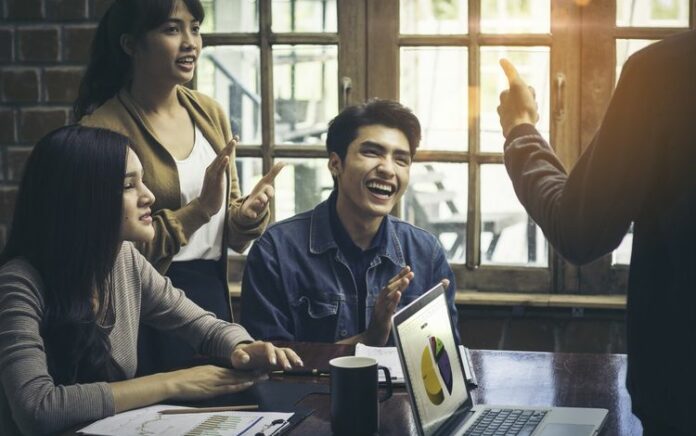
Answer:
(259, 0, 276, 220)
(466, 0, 481, 270)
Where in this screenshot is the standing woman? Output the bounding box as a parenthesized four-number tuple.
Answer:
(0, 126, 300, 436)
(75, 0, 280, 373)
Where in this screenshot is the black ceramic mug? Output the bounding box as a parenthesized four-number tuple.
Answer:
(330, 356, 393, 435)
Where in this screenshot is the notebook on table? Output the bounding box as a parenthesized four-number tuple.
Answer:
(391, 283, 608, 436)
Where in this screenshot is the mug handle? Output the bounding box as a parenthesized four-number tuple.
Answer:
(378, 366, 393, 402)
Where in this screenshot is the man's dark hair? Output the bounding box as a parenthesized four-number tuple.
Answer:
(326, 99, 421, 161)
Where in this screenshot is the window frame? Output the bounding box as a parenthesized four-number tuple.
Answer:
(366, 0, 579, 293)
(198, 0, 364, 282)
(202, 0, 694, 295)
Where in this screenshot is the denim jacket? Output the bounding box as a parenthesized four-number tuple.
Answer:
(240, 198, 459, 343)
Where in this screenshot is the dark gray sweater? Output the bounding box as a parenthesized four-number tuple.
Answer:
(504, 29, 696, 433)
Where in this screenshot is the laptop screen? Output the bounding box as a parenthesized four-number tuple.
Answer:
(393, 284, 471, 436)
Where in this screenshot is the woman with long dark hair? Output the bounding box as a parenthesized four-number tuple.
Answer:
(75, 0, 282, 373)
(0, 126, 301, 436)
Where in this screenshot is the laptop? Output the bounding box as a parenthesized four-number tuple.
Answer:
(392, 283, 608, 436)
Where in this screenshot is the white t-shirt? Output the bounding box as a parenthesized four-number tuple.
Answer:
(172, 127, 226, 261)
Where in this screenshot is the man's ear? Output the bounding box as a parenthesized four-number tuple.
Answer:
(120, 34, 136, 56)
(328, 152, 342, 177)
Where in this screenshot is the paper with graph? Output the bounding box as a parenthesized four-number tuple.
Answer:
(78, 404, 293, 436)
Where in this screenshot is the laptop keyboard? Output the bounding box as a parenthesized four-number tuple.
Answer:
(463, 408, 548, 436)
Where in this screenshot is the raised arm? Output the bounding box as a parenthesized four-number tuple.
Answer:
(498, 57, 654, 264)
(204, 101, 273, 253)
(134, 141, 235, 271)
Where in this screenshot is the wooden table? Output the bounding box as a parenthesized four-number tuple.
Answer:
(65, 343, 641, 435)
(273, 342, 642, 435)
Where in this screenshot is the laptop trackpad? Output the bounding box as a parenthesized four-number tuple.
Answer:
(537, 423, 595, 436)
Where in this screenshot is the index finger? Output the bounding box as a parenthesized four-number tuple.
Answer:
(260, 162, 286, 183)
(499, 58, 520, 84)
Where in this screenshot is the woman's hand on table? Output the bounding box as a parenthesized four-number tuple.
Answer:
(164, 364, 265, 401)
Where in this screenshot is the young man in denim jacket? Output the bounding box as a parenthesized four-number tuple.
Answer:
(241, 100, 459, 345)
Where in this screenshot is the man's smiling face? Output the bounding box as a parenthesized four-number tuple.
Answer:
(330, 124, 413, 219)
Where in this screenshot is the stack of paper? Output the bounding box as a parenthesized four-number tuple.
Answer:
(78, 405, 293, 436)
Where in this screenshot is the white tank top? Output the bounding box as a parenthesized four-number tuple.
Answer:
(172, 127, 225, 261)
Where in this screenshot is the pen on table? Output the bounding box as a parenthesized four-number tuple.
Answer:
(270, 368, 330, 377)
(158, 405, 259, 415)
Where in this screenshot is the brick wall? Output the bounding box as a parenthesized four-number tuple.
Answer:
(0, 0, 113, 249)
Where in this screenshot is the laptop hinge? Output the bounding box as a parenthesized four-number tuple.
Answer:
(437, 409, 476, 436)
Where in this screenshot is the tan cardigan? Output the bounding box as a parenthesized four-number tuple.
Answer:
(80, 86, 269, 273)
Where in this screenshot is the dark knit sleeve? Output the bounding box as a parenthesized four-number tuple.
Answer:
(503, 52, 656, 264)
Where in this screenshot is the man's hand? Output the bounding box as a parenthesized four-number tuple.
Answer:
(497, 58, 539, 138)
(231, 341, 303, 371)
(363, 266, 414, 346)
(240, 163, 285, 222)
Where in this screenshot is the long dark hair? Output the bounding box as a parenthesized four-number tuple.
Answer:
(73, 0, 205, 120)
(1, 126, 130, 384)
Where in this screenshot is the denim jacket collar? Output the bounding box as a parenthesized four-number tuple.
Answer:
(309, 199, 406, 268)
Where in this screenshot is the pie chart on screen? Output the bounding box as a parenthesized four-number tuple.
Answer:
(420, 336, 454, 405)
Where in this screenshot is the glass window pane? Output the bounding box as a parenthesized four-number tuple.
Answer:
(617, 0, 689, 27)
(400, 47, 468, 150)
(612, 223, 633, 265)
(198, 46, 261, 144)
(480, 0, 550, 34)
(402, 163, 468, 262)
(481, 164, 548, 266)
(400, 0, 468, 34)
(272, 0, 337, 32)
(273, 45, 338, 145)
(274, 158, 333, 221)
(616, 39, 657, 82)
(201, 0, 258, 33)
(480, 47, 550, 153)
